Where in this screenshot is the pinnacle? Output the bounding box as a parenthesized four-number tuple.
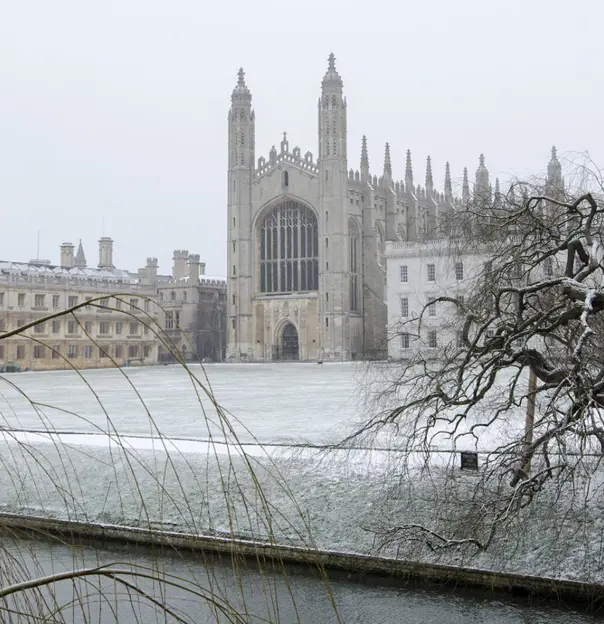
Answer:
(237, 68, 246, 86)
(328, 52, 336, 71)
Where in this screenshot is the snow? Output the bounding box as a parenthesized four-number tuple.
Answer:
(0, 362, 602, 585)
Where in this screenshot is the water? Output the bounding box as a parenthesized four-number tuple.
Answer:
(0, 536, 598, 624)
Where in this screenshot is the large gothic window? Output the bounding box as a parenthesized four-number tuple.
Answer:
(349, 219, 360, 312)
(259, 200, 319, 294)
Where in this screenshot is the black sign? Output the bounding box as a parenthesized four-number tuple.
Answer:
(460, 451, 479, 471)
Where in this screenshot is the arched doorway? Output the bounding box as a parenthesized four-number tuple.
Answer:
(275, 323, 299, 361)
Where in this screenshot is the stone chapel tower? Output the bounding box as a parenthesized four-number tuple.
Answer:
(317, 54, 350, 358)
(227, 69, 255, 358)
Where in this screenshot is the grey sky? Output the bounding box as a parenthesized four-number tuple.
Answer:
(1, 0, 602, 276)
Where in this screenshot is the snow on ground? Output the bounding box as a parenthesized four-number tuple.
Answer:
(0, 362, 602, 584)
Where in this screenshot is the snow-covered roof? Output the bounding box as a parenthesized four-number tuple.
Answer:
(0, 260, 140, 284)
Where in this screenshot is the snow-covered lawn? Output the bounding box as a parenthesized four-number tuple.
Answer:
(0, 362, 602, 584)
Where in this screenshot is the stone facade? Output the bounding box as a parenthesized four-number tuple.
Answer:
(0, 239, 159, 371)
(157, 251, 227, 363)
(384, 148, 565, 360)
(226, 55, 511, 363)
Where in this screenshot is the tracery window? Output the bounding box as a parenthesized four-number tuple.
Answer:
(349, 219, 360, 312)
(259, 200, 319, 293)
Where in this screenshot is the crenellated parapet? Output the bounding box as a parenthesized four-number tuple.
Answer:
(254, 132, 318, 179)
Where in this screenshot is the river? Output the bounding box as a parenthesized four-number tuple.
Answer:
(0, 536, 599, 623)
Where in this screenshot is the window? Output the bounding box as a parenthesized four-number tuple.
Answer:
(99, 322, 110, 335)
(67, 345, 78, 359)
(455, 262, 464, 281)
(84, 345, 93, 359)
(232, 265, 236, 276)
(84, 321, 93, 334)
(283, 170, 289, 187)
(259, 200, 319, 293)
(0, 319, 5, 331)
(0, 345, 4, 359)
(16, 345, 25, 359)
(115, 321, 122, 335)
(16, 319, 25, 328)
(129, 298, 138, 309)
(401, 333, 410, 349)
(428, 330, 437, 348)
(114, 298, 122, 310)
(34, 294, 45, 308)
(427, 264, 436, 282)
(100, 297, 109, 308)
(18, 293, 25, 307)
(34, 322, 46, 334)
(399, 265, 408, 283)
(68, 296, 78, 307)
(144, 299, 150, 312)
(165, 313, 174, 330)
(232, 241, 236, 253)
(400, 297, 409, 317)
(129, 322, 139, 335)
(143, 345, 151, 358)
(349, 219, 360, 311)
(143, 324, 149, 335)
(427, 297, 436, 317)
(33, 345, 46, 359)
(128, 345, 139, 358)
(52, 346, 60, 359)
(170, 291, 176, 301)
(115, 345, 122, 358)
(544, 257, 553, 278)
(326, 317, 329, 328)
(67, 320, 77, 334)
(0, 293, 4, 306)
(99, 346, 110, 358)
(183, 291, 187, 302)
(52, 295, 60, 309)
(232, 295, 235, 306)
(326, 292, 329, 302)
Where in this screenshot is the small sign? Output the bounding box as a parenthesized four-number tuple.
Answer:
(460, 451, 479, 471)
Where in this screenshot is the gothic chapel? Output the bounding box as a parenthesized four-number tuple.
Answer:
(227, 54, 467, 362)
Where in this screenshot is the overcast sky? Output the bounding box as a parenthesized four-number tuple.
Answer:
(1, 1, 602, 276)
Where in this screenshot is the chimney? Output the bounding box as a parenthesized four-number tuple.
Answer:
(172, 250, 189, 281)
(199, 262, 206, 276)
(98, 237, 114, 269)
(188, 254, 200, 285)
(60, 242, 74, 268)
(145, 257, 158, 287)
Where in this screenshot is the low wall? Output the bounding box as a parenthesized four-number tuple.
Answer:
(0, 512, 602, 608)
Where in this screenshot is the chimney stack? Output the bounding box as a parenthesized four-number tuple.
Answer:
(172, 250, 189, 281)
(188, 254, 201, 285)
(145, 257, 158, 287)
(98, 237, 114, 269)
(60, 242, 74, 268)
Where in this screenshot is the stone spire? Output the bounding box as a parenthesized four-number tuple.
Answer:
(444, 162, 452, 202)
(493, 177, 502, 209)
(462, 167, 470, 204)
(546, 145, 563, 195)
(360, 135, 369, 180)
(475, 154, 490, 202)
(383, 143, 392, 178)
(405, 149, 413, 190)
(425, 156, 434, 194)
(321, 52, 343, 94)
(231, 68, 252, 105)
(74, 239, 86, 269)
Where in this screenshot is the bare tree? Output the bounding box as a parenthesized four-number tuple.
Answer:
(353, 162, 604, 555)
